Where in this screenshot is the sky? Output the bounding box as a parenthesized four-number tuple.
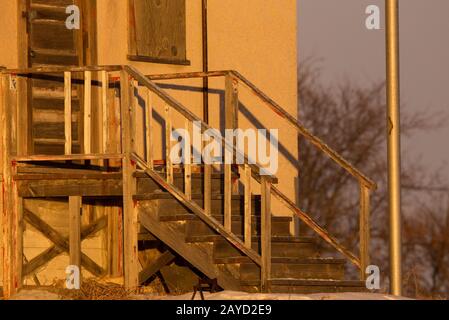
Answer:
(298, 0, 449, 186)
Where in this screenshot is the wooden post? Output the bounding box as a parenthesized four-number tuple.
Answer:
(261, 176, 272, 292)
(64, 72, 72, 155)
(69, 196, 82, 282)
(84, 71, 92, 154)
(120, 71, 139, 290)
(359, 183, 371, 280)
(130, 80, 138, 155)
(1, 74, 21, 297)
(165, 105, 173, 184)
(224, 164, 232, 231)
(224, 74, 239, 230)
(184, 119, 192, 200)
(145, 90, 154, 169)
(101, 71, 109, 153)
(244, 164, 252, 248)
(204, 162, 212, 215)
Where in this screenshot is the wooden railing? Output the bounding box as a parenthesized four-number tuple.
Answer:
(145, 70, 377, 278)
(124, 66, 274, 290)
(1, 65, 375, 290)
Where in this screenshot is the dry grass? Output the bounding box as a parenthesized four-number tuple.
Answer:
(49, 280, 137, 300)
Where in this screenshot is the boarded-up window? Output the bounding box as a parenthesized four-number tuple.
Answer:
(128, 0, 189, 65)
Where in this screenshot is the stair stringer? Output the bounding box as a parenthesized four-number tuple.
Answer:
(138, 200, 241, 291)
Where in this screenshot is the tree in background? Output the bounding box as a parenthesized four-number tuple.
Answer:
(297, 61, 448, 298)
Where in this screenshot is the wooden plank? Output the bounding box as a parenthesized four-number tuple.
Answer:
(165, 105, 173, 184)
(146, 71, 227, 81)
(69, 196, 82, 276)
(359, 184, 371, 280)
(244, 164, 252, 248)
(84, 71, 92, 154)
(23, 209, 105, 277)
(14, 195, 24, 291)
(224, 74, 238, 232)
(224, 163, 232, 231)
(1, 74, 17, 298)
(120, 70, 139, 290)
(261, 176, 272, 292)
(130, 80, 138, 154)
(204, 163, 211, 215)
(184, 119, 192, 200)
(17, 178, 123, 199)
(64, 72, 72, 155)
(23, 215, 107, 277)
(2, 65, 122, 75)
(131, 0, 186, 61)
(107, 207, 123, 277)
(225, 74, 239, 133)
(145, 89, 154, 169)
(139, 250, 176, 284)
(13, 153, 123, 162)
(102, 71, 108, 153)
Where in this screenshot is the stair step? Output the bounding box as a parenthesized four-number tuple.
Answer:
(31, 48, 79, 66)
(30, 17, 75, 52)
(33, 109, 79, 123)
(239, 258, 346, 281)
(135, 194, 261, 216)
(31, 18, 66, 26)
(30, 2, 69, 22)
(136, 171, 239, 195)
(134, 193, 252, 201)
(185, 216, 291, 238)
(241, 279, 367, 294)
(32, 95, 80, 111)
(33, 122, 79, 140)
(213, 237, 317, 261)
(159, 214, 291, 222)
(185, 235, 310, 244)
(33, 87, 79, 99)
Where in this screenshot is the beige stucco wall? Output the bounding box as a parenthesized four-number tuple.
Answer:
(0, 0, 19, 69)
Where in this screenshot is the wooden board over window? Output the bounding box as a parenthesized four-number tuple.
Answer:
(128, 0, 189, 65)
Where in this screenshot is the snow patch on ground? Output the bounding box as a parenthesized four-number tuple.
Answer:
(146, 291, 410, 300)
(7, 289, 411, 300)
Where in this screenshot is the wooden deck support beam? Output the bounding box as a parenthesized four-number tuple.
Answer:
(120, 70, 139, 290)
(139, 250, 176, 284)
(1, 74, 22, 298)
(64, 72, 72, 155)
(69, 196, 82, 282)
(224, 74, 238, 230)
(261, 176, 272, 293)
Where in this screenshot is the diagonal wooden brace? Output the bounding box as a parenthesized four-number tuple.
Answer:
(23, 209, 107, 277)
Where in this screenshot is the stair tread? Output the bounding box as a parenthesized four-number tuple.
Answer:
(30, 3, 68, 12)
(135, 193, 260, 201)
(186, 234, 315, 243)
(135, 171, 239, 179)
(32, 47, 78, 57)
(31, 18, 66, 26)
(241, 258, 346, 265)
(34, 138, 80, 145)
(159, 213, 291, 222)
